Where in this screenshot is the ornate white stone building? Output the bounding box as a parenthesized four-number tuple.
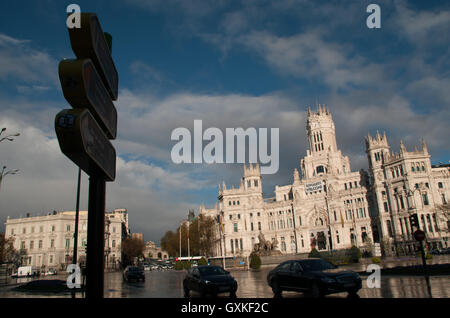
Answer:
(4, 208, 130, 270)
(200, 106, 449, 257)
(366, 132, 449, 254)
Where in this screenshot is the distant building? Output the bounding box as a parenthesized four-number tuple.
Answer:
(131, 233, 144, 241)
(188, 209, 195, 222)
(4, 208, 130, 270)
(143, 241, 169, 260)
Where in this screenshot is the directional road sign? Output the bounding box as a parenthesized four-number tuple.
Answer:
(55, 108, 116, 181)
(58, 58, 117, 139)
(68, 13, 118, 100)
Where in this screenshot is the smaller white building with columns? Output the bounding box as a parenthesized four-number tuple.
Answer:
(366, 132, 449, 254)
(4, 208, 130, 270)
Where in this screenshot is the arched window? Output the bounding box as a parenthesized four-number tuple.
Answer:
(316, 165, 325, 174)
(386, 220, 393, 237)
(315, 218, 324, 227)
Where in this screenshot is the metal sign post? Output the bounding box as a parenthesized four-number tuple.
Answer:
(86, 174, 106, 299)
(414, 229, 427, 272)
(56, 12, 118, 300)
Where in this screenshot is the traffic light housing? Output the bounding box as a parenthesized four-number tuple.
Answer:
(409, 213, 419, 229)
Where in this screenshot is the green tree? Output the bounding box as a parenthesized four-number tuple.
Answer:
(348, 246, 362, 263)
(174, 261, 183, 270)
(308, 248, 321, 258)
(250, 253, 261, 270)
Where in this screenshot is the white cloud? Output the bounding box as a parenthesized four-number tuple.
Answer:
(395, 1, 450, 43)
(237, 30, 386, 91)
(0, 114, 213, 242)
(0, 33, 58, 86)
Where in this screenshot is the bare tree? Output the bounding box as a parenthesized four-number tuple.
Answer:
(160, 215, 217, 257)
(0, 233, 24, 267)
(121, 237, 145, 266)
(436, 203, 450, 232)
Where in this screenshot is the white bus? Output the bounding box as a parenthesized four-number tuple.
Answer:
(175, 256, 207, 266)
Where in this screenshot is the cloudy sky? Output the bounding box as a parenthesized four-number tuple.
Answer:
(0, 0, 449, 244)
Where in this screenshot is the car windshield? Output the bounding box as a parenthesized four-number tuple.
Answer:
(128, 267, 141, 271)
(198, 266, 227, 276)
(299, 259, 335, 271)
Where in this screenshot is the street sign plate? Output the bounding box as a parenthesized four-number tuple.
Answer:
(55, 109, 116, 181)
(59, 58, 117, 139)
(68, 13, 118, 100)
(414, 230, 425, 241)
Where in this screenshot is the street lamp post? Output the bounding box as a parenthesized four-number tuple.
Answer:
(0, 128, 20, 143)
(187, 221, 190, 260)
(0, 128, 20, 192)
(0, 166, 19, 192)
(323, 179, 333, 253)
(73, 168, 81, 266)
(291, 202, 298, 254)
(179, 223, 182, 257)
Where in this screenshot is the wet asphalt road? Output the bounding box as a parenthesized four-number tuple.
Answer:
(1, 256, 450, 298)
(101, 267, 450, 298)
(1, 265, 448, 298)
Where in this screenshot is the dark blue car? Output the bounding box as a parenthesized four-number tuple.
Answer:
(267, 258, 362, 298)
(183, 265, 237, 298)
(123, 266, 145, 282)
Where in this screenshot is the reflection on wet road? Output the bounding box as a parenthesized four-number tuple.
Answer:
(1, 266, 449, 298)
(104, 266, 450, 298)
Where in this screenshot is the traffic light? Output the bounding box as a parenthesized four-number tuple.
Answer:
(409, 213, 419, 230)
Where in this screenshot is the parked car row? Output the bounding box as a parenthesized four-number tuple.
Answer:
(430, 248, 450, 255)
(142, 262, 174, 271)
(123, 262, 175, 283)
(11, 266, 57, 278)
(182, 258, 362, 298)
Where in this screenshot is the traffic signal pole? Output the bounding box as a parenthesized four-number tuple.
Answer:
(410, 213, 427, 273)
(86, 174, 106, 299)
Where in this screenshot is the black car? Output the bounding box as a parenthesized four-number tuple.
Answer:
(430, 249, 441, 255)
(183, 265, 238, 298)
(267, 258, 362, 298)
(123, 266, 145, 282)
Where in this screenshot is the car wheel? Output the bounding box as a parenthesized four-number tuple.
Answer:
(271, 278, 282, 297)
(347, 290, 360, 299)
(310, 282, 323, 298)
(184, 286, 190, 298)
(230, 291, 237, 298)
